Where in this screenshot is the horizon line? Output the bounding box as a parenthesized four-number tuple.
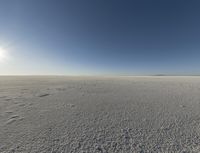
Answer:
(0, 74, 200, 77)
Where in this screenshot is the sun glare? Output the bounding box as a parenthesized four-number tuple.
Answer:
(0, 48, 9, 63)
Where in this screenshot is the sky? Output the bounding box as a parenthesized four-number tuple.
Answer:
(0, 0, 200, 75)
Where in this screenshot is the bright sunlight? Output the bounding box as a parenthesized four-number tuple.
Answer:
(0, 47, 9, 63)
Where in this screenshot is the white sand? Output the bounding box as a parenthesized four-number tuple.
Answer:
(0, 76, 200, 152)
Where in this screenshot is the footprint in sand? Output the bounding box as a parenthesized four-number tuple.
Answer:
(10, 115, 20, 119)
(179, 104, 186, 108)
(5, 110, 13, 114)
(66, 103, 75, 108)
(22, 89, 28, 91)
(5, 115, 19, 125)
(18, 103, 26, 107)
(29, 103, 33, 106)
(5, 98, 12, 101)
(5, 115, 24, 125)
(38, 94, 50, 97)
(6, 118, 17, 125)
(56, 88, 66, 91)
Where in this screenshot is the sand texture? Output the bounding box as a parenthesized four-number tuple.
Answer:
(0, 76, 200, 153)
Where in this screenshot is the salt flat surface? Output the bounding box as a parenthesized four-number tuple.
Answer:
(0, 76, 200, 153)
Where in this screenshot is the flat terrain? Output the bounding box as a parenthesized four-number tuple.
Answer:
(0, 76, 200, 153)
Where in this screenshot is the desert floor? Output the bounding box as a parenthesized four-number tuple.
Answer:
(0, 76, 200, 153)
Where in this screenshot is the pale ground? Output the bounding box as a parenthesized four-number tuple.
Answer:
(0, 76, 200, 153)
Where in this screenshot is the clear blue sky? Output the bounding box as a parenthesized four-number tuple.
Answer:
(0, 0, 200, 75)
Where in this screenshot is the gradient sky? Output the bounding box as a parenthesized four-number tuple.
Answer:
(0, 0, 200, 75)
